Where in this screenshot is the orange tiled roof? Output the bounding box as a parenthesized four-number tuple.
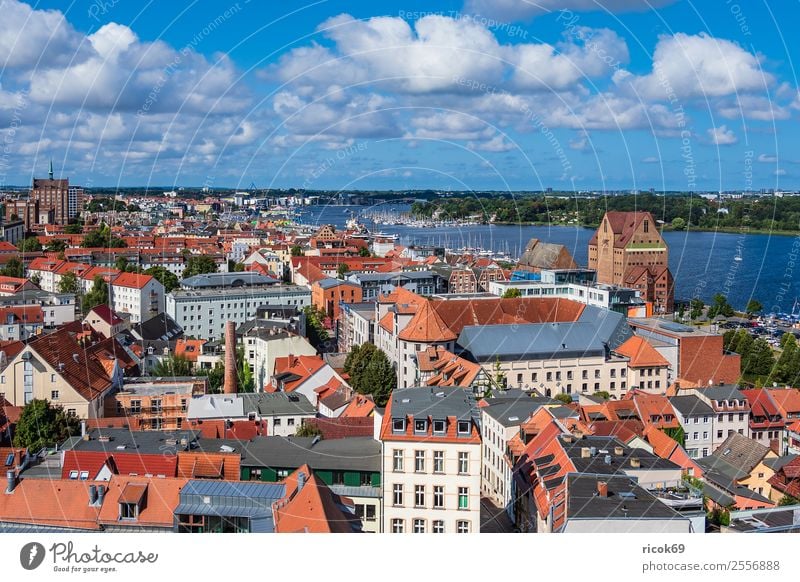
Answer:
(615, 336, 669, 368)
(0, 479, 103, 530)
(340, 394, 375, 418)
(113, 272, 155, 289)
(273, 465, 358, 533)
(98, 475, 187, 528)
(175, 339, 206, 362)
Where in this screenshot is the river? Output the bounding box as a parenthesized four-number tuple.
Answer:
(299, 204, 800, 314)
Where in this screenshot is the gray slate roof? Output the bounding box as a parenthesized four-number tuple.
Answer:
(239, 392, 316, 416)
(565, 474, 685, 523)
(669, 395, 714, 417)
(697, 432, 771, 482)
(181, 272, 279, 288)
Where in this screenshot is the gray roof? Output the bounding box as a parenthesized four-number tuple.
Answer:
(763, 454, 798, 472)
(60, 428, 200, 455)
(697, 432, 771, 481)
(316, 277, 361, 290)
(564, 474, 685, 523)
(669, 395, 714, 417)
(389, 386, 480, 425)
(131, 313, 183, 342)
(175, 480, 285, 533)
(202, 436, 381, 473)
(352, 271, 439, 283)
(562, 435, 680, 473)
(239, 392, 316, 416)
(170, 284, 309, 299)
(181, 272, 279, 289)
(458, 305, 631, 362)
(482, 398, 549, 427)
(519, 238, 573, 270)
(694, 385, 748, 403)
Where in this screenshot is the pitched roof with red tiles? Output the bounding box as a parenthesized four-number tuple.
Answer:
(420, 346, 483, 388)
(61, 450, 178, 479)
(174, 339, 206, 362)
(614, 336, 670, 368)
(97, 475, 187, 528)
(0, 479, 103, 530)
(273, 465, 358, 533)
(339, 394, 375, 418)
(87, 304, 123, 326)
(272, 355, 327, 392)
(588, 211, 655, 247)
(643, 425, 703, 477)
(192, 419, 267, 439)
(302, 417, 375, 440)
(766, 388, 800, 417)
(26, 257, 64, 272)
(0, 305, 43, 324)
(585, 419, 645, 443)
(23, 326, 122, 401)
(398, 300, 456, 342)
(176, 451, 240, 481)
(628, 390, 680, 429)
(113, 272, 155, 289)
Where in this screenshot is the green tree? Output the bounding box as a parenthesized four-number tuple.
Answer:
(493, 356, 507, 389)
(182, 255, 218, 279)
(17, 236, 42, 253)
(554, 393, 572, 404)
(0, 257, 24, 278)
(295, 422, 323, 438)
(144, 266, 180, 293)
(745, 299, 763, 316)
(743, 338, 775, 379)
(64, 223, 83, 234)
(237, 345, 255, 393)
(13, 399, 80, 451)
(303, 305, 329, 351)
(290, 245, 304, 257)
(707, 293, 735, 319)
(502, 288, 522, 299)
(346, 343, 395, 406)
(671, 217, 687, 231)
(778, 495, 800, 506)
(358, 246, 371, 257)
(689, 297, 705, 320)
(30, 273, 41, 287)
(152, 354, 192, 377)
(46, 239, 68, 252)
(772, 334, 800, 385)
(82, 275, 109, 313)
(82, 223, 127, 248)
(336, 263, 350, 279)
(198, 364, 225, 393)
(57, 271, 81, 295)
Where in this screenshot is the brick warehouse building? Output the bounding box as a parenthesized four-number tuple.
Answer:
(588, 211, 674, 314)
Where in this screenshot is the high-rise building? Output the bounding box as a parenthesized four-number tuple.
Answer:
(30, 161, 83, 225)
(588, 211, 674, 314)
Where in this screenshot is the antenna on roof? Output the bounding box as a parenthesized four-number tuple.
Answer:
(49, 159, 54, 180)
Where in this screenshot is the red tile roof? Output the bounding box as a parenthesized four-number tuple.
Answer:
(0, 479, 103, 530)
(97, 475, 187, 528)
(87, 304, 123, 326)
(614, 336, 669, 368)
(273, 465, 358, 533)
(302, 417, 374, 439)
(61, 450, 178, 479)
(113, 272, 155, 289)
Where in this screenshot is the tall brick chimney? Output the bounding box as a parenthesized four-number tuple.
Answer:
(223, 320, 237, 394)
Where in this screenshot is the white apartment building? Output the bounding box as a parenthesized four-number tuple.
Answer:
(167, 285, 310, 341)
(480, 395, 551, 512)
(0, 290, 76, 328)
(690, 385, 750, 452)
(669, 395, 714, 458)
(378, 387, 481, 534)
(110, 272, 165, 324)
(252, 332, 316, 393)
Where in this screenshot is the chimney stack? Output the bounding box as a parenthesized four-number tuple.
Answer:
(223, 320, 238, 394)
(6, 470, 16, 494)
(97, 485, 106, 505)
(597, 481, 608, 498)
(89, 484, 98, 505)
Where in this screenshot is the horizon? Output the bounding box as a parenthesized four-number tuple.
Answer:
(1, 1, 799, 191)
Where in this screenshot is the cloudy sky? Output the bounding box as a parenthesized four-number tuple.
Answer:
(0, 0, 798, 191)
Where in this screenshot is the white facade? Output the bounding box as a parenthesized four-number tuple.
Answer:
(381, 439, 481, 534)
(111, 277, 165, 323)
(253, 334, 316, 393)
(166, 285, 310, 341)
(480, 410, 518, 510)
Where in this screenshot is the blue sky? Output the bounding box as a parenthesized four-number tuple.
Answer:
(1, 0, 799, 191)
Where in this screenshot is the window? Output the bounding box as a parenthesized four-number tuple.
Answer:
(130, 400, 141, 414)
(546, 372, 552, 381)
(392, 418, 405, 433)
(67, 409, 76, 417)
(274, 418, 281, 427)
(433, 451, 444, 473)
(415, 485, 425, 507)
(413, 519, 425, 533)
(457, 421, 470, 435)
(457, 520, 470, 534)
(567, 370, 573, 380)
(50, 373, 56, 383)
(287, 418, 295, 426)
(703, 432, 708, 439)
(717, 430, 723, 439)
(692, 432, 698, 440)
(432, 419, 446, 434)
(458, 487, 469, 510)
(393, 450, 404, 472)
(415, 450, 425, 473)
(50, 390, 59, 400)
(68, 470, 78, 480)
(414, 419, 427, 433)
(151, 399, 162, 414)
(391, 519, 404, 533)
(458, 452, 469, 474)
(119, 502, 138, 520)
(432, 520, 444, 533)
(433, 486, 444, 508)
(393, 484, 404, 506)
(582, 370, 588, 379)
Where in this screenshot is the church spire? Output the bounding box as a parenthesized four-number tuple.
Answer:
(48, 159, 54, 180)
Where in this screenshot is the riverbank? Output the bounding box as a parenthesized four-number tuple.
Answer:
(484, 221, 800, 237)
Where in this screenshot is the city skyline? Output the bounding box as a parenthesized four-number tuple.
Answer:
(1, 1, 799, 192)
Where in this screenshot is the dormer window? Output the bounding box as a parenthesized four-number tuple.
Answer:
(414, 419, 427, 433)
(119, 502, 138, 520)
(392, 418, 405, 433)
(457, 421, 470, 435)
(433, 419, 446, 434)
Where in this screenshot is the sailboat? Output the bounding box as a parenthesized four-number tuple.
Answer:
(734, 247, 743, 262)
